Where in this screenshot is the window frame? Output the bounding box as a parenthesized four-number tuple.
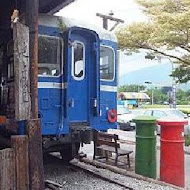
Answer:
(71, 40, 85, 81)
(100, 45, 115, 82)
(38, 34, 63, 78)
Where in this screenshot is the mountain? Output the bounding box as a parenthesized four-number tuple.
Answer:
(119, 63, 173, 86)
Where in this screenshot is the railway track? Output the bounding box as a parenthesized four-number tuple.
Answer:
(44, 153, 179, 190)
(44, 153, 127, 190)
(70, 160, 134, 190)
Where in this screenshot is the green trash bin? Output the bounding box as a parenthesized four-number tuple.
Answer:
(133, 116, 157, 179)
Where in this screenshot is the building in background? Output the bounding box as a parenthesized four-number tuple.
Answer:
(118, 92, 150, 108)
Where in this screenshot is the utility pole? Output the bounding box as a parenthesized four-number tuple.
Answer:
(96, 12, 124, 31)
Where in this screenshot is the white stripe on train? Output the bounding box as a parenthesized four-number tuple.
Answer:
(38, 82, 117, 92)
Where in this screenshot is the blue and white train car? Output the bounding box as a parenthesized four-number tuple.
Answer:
(37, 15, 117, 159)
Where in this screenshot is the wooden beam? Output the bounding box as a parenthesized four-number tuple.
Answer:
(27, 119, 45, 190)
(26, 0, 39, 119)
(11, 135, 29, 190)
(96, 13, 124, 23)
(78, 158, 182, 190)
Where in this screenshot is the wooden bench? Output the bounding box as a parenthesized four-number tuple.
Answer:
(93, 131, 133, 168)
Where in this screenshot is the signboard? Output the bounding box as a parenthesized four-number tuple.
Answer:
(13, 22, 31, 120)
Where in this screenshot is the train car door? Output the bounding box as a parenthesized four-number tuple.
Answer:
(66, 28, 99, 124)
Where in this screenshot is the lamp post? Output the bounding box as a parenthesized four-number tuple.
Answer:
(137, 84, 140, 107)
(145, 54, 177, 108)
(145, 81, 154, 105)
(169, 59, 176, 108)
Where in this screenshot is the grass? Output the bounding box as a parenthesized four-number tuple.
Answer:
(141, 104, 169, 108)
(141, 104, 190, 114)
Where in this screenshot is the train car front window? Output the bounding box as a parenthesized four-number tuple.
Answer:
(72, 41, 85, 80)
(100, 46, 115, 81)
(38, 35, 62, 77)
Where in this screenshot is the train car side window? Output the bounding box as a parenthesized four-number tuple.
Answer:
(100, 46, 115, 81)
(38, 35, 63, 77)
(72, 41, 85, 80)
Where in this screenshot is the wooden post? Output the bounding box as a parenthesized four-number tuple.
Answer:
(26, 0, 39, 119)
(11, 135, 29, 190)
(27, 119, 44, 190)
(0, 148, 15, 190)
(26, 0, 45, 189)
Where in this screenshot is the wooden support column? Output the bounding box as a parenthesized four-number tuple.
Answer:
(27, 119, 44, 190)
(26, 0, 39, 119)
(26, 0, 45, 189)
(11, 135, 29, 190)
(0, 148, 15, 190)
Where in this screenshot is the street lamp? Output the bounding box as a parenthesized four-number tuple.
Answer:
(144, 53, 177, 108)
(145, 81, 154, 105)
(169, 58, 177, 108)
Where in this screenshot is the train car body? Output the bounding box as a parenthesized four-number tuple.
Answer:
(0, 15, 118, 160)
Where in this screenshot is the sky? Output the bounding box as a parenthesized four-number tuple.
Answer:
(56, 0, 146, 27)
(56, 0, 166, 77)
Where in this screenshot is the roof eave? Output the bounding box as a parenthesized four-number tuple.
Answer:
(39, 0, 75, 14)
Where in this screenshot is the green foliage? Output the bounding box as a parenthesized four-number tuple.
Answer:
(116, 0, 190, 83)
(180, 109, 190, 114)
(146, 88, 168, 104)
(57, 18, 67, 31)
(119, 85, 190, 105)
(118, 84, 146, 93)
(176, 89, 190, 104)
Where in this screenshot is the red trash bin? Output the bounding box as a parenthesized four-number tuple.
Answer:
(157, 118, 187, 187)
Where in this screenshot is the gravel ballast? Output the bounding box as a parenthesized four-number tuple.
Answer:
(44, 154, 178, 190)
(45, 163, 124, 190)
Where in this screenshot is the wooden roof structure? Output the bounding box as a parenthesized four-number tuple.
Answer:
(39, 0, 75, 14)
(0, 0, 75, 31)
(0, 0, 75, 67)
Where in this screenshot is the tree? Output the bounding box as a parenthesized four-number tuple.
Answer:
(116, 0, 190, 83)
(118, 84, 146, 93)
(146, 88, 168, 104)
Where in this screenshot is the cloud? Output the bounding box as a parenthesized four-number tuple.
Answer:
(119, 51, 162, 76)
(56, 0, 153, 76)
(56, 0, 146, 27)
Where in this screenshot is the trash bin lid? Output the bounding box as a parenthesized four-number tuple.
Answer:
(157, 117, 188, 126)
(133, 115, 157, 124)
